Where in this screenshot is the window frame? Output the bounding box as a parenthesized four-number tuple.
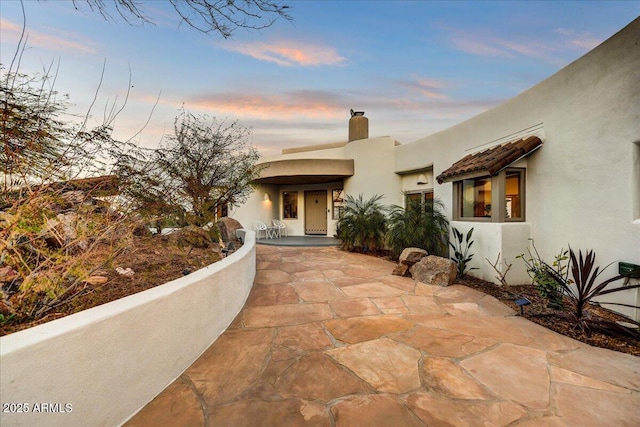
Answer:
(453, 168, 526, 222)
(332, 189, 345, 220)
(282, 191, 298, 219)
(404, 190, 434, 212)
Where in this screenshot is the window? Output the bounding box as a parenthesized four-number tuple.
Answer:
(282, 191, 298, 219)
(332, 189, 345, 220)
(460, 177, 492, 218)
(405, 191, 434, 212)
(454, 168, 525, 222)
(505, 170, 523, 220)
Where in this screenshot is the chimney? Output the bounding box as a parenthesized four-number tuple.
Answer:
(348, 109, 368, 142)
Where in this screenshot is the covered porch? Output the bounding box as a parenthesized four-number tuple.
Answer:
(246, 158, 354, 238)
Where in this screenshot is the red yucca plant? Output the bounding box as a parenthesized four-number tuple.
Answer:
(545, 248, 640, 337)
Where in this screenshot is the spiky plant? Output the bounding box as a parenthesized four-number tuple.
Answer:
(545, 248, 640, 338)
(336, 193, 387, 252)
(386, 197, 449, 259)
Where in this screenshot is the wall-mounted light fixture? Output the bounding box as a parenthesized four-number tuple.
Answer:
(264, 193, 271, 202)
(417, 174, 428, 185)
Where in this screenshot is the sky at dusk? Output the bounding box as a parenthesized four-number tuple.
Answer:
(1, 1, 638, 157)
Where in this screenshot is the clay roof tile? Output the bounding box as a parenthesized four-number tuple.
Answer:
(436, 136, 542, 184)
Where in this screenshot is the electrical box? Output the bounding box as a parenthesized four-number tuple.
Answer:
(619, 262, 640, 278)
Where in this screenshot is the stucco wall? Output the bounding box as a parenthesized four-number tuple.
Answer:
(395, 19, 640, 309)
(231, 184, 279, 233)
(344, 136, 403, 208)
(0, 231, 257, 427)
(451, 221, 531, 283)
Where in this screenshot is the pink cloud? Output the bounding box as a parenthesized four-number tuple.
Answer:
(220, 39, 346, 67)
(399, 76, 449, 100)
(1, 18, 96, 54)
(450, 33, 514, 58)
(186, 91, 344, 120)
(449, 26, 603, 64)
(555, 28, 601, 50)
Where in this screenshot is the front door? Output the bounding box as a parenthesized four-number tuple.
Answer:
(305, 190, 327, 235)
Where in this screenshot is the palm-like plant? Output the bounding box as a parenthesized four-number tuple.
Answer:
(386, 197, 449, 259)
(336, 194, 387, 252)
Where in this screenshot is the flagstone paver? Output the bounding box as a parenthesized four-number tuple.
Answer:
(329, 297, 381, 317)
(324, 315, 414, 344)
(292, 281, 346, 302)
(275, 353, 373, 401)
(422, 357, 494, 399)
(243, 303, 333, 327)
(126, 245, 640, 426)
(461, 343, 550, 409)
(326, 338, 421, 393)
(405, 392, 528, 427)
(331, 394, 424, 427)
(340, 281, 405, 297)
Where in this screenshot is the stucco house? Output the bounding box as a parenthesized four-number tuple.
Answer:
(231, 18, 640, 319)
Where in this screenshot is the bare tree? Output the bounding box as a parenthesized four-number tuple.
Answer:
(70, 0, 293, 37)
(118, 110, 261, 228)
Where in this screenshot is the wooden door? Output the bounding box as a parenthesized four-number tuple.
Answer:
(305, 190, 327, 235)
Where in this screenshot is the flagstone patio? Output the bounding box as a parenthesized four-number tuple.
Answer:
(126, 245, 639, 426)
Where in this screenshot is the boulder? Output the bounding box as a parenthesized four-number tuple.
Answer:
(399, 247, 428, 265)
(409, 255, 457, 287)
(392, 247, 428, 277)
(392, 264, 411, 277)
(217, 217, 244, 247)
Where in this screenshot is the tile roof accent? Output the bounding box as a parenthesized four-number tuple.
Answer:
(436, 135, 542, 184)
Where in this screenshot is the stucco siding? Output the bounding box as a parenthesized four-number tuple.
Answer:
(231, 19, 639, 318)
(395, 18, 640, 294)
(344, 136, 403, 208)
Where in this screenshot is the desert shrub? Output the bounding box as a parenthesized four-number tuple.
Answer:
(386, 197, 449, 259)
(1, 189, 131, 321)
(337, 194, 387, 252)
(449, 227, 477, 278)
(517, 241, 568, 309)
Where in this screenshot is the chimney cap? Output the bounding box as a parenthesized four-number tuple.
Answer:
(350, 109, 365, 117)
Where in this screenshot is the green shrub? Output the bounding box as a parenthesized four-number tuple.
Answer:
(449, 227, 477, 278)
(336, 194, 387, 252)
(517, 241, 568, 309)
(386, 197, 449, 259)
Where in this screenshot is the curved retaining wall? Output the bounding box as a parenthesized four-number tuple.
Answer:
(0, 231, 256, 427)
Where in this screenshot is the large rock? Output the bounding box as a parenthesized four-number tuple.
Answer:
(392, 264, 410, 277)
(409, 256, 457, 287)
(392, 247, 428, 277)
(217, 217, 244, 247)
(399, 247, 428, 265)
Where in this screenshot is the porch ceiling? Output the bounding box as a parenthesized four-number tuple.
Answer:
(253, 158, 354, 185)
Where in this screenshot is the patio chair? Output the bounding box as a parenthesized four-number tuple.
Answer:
(272, 219, 287, 238)
(254, 221, 268, 240)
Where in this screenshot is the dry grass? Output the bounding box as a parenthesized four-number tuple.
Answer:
(1, 234, 223, 336)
